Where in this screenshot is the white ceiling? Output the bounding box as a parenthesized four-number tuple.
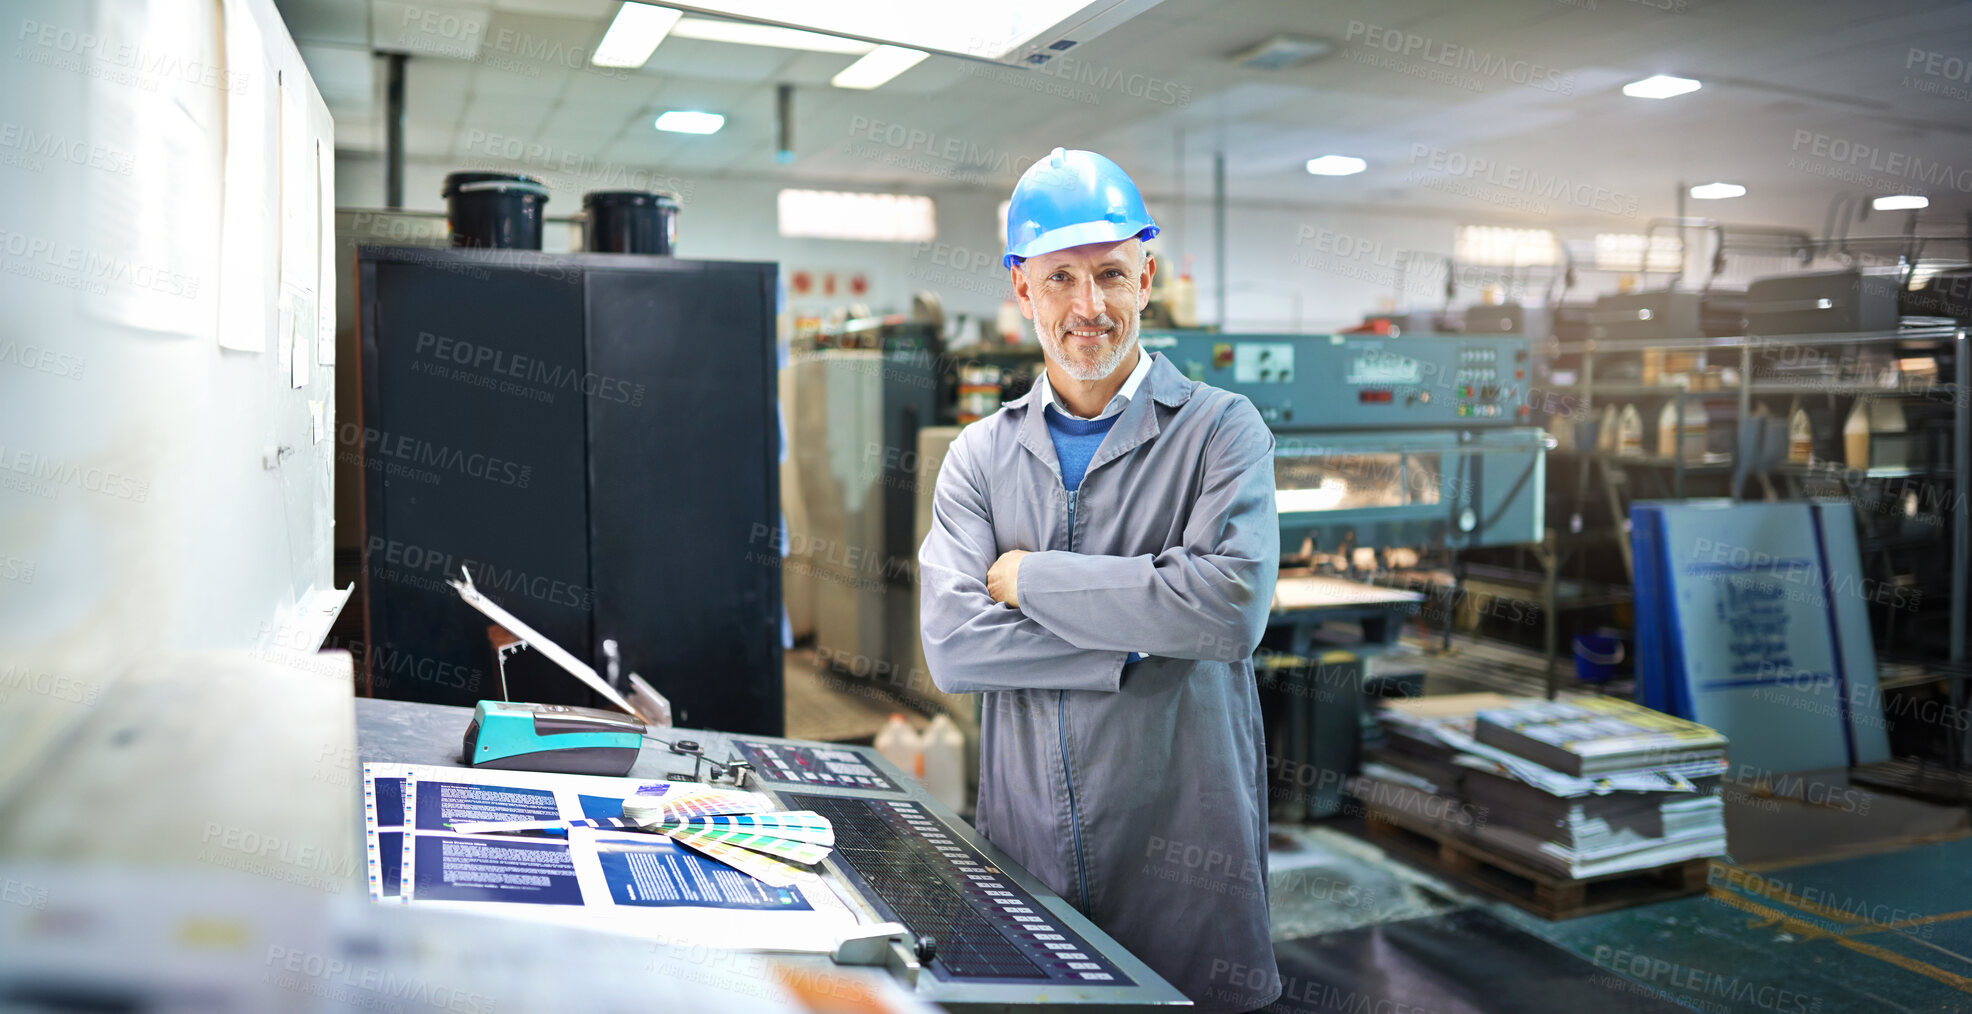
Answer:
(275, 0, 1972, 237)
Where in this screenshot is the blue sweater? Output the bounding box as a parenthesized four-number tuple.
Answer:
(1043, 405, 1121, 492)
(1043, 405, 1142, 664)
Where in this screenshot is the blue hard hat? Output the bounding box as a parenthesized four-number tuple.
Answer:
(1003, 147, 1159, 268)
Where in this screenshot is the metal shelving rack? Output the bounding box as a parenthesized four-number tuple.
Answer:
(1533, 325, 1970, 710)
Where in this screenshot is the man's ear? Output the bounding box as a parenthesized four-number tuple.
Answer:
(1010, 262, 1037, 320)
(1137, 252, 1157, 313)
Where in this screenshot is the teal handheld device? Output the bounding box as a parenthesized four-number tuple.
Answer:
(462, 700, 644, 776)
(448, 566, 652, 776)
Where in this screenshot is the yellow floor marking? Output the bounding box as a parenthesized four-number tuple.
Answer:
(1840, 909, 1972, 938)
(1710, 859, 1972, 966)
(1709, 890, 1972, 995)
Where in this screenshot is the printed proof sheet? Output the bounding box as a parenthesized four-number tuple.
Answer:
(361, 763, 861, 952)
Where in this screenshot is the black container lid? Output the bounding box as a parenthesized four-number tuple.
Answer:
(582, 189, 679, 210)
(443, 171, 550, 198)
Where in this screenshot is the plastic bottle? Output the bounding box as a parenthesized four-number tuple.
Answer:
(1787, 401, 1813, 464)
(874, 714, 922, 778)
(1657, 399, 1707, 462)
(920, 714, 967, 812)
(1546, 409, 1574, 451)
(1616, 404, 1644, 456)
(1843, 400, 1871, 469)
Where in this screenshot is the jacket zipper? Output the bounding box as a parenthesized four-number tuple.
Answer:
(1059, 484, 1091, 911)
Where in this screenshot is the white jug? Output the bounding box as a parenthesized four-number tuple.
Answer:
(920, 714, 967, 812)
(874, 713, 922, 779)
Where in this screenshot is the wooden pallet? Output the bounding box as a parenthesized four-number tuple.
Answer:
(1852, 758, 1972, 807)
(1362, 804, 1709, 920)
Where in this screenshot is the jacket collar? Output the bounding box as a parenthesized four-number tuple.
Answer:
(1011, 350, 1196, 477)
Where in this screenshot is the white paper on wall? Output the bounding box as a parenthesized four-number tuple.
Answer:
(216, 0, 276, 352)
(316, 138, 336, 366)
(83, 1, 218, 338)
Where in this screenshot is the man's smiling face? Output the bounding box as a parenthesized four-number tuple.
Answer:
(1012, 237, 1155, 382)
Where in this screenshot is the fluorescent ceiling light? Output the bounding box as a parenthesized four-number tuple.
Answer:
(1595, 233, 1682, 273)
(1689, 182, 1745, 200)
(593, 3, 683, 68)
(1455, 225, 1558, 267)
(670, 17, 876, 53)
(779, 189, 936, 242)
(655, 110, 725, 134)
(1232, 34, 1332, 71)
(1873, 194, 1929, 211)
(1305, 155, 1366, 176)
(831, 45, 929, 89)
(1622, 74, 1701, 99)
(662, 1, 1099, 60)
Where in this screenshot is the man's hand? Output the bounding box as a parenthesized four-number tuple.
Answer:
(986, 550, 1030, 608)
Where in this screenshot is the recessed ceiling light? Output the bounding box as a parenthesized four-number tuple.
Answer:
(1232, 35, 1332, 70)
(670, 17, 875, 54)
(1873, 194, 1929, 211)
(655, 110, 725, 134)
(1689, 182, 1745, 200)
(1623, 74, 1701, 99)
(830, 45, 929, 89)
(593, 3, 683, 68)
(660, 1, 1117, 60)
(1306, 155, 1366, 176)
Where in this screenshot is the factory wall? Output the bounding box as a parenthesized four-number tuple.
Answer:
(0, 0, 337, 769)
(336, 150, 1679, 337)
(333, 153, 1012, 329)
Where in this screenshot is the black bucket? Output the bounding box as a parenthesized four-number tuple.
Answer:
(582, 190, 679, 255)
(442, 172, 549, 250)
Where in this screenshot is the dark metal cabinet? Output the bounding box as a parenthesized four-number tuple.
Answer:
(358, 247, 781, 735)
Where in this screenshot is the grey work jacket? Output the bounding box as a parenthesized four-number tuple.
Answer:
(919, 352, 1281, 1013)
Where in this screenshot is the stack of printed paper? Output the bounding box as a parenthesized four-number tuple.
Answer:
(1356, 694, 1729, 879)
(1475, 697, 1727, 775)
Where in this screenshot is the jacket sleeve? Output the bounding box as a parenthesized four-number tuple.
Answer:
(1016, 397, 1279, 662)
(917, 428, 1129, 694)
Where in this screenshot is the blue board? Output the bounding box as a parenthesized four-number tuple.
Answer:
(1631, 499, 1889, 773)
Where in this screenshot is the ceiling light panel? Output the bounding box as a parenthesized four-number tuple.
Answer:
(830, 45, 929, 89)
(1622, 74, 1701, 99)
(594, 3, 683, 67)
(670, 17, 875, 53)
(663, 0, 1160, 61)
(1689, 182, 1745, 200)
(1305, 155, 1366, 176)
(655, 110, 726, 133)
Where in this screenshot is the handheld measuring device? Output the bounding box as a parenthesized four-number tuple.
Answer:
(448, 567, 652, 776)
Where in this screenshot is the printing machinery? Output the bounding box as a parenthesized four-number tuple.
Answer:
(1142, 331, 1549, 557)
(1143, 331, 1549, 818)
(357, 697, 1187, 1012)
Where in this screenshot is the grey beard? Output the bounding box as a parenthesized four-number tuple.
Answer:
(1035, 314, 1140, 382)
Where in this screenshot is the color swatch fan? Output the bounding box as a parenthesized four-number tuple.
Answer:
(621, 786, 837, 887)
(620, 783, 770, 825)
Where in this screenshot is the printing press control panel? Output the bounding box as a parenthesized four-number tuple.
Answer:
(722, 732, 1183, 1009)
(353, 699, 1184, 1010)
(1145, 331, 1534, 429)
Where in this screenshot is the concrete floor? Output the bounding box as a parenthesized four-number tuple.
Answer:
(784, 645, 932, 743)
(1263, 799, 1972, 1014)
(788, 639, 1972, 1013)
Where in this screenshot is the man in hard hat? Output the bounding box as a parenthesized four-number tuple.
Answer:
(918, 148, 1280, 1013)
